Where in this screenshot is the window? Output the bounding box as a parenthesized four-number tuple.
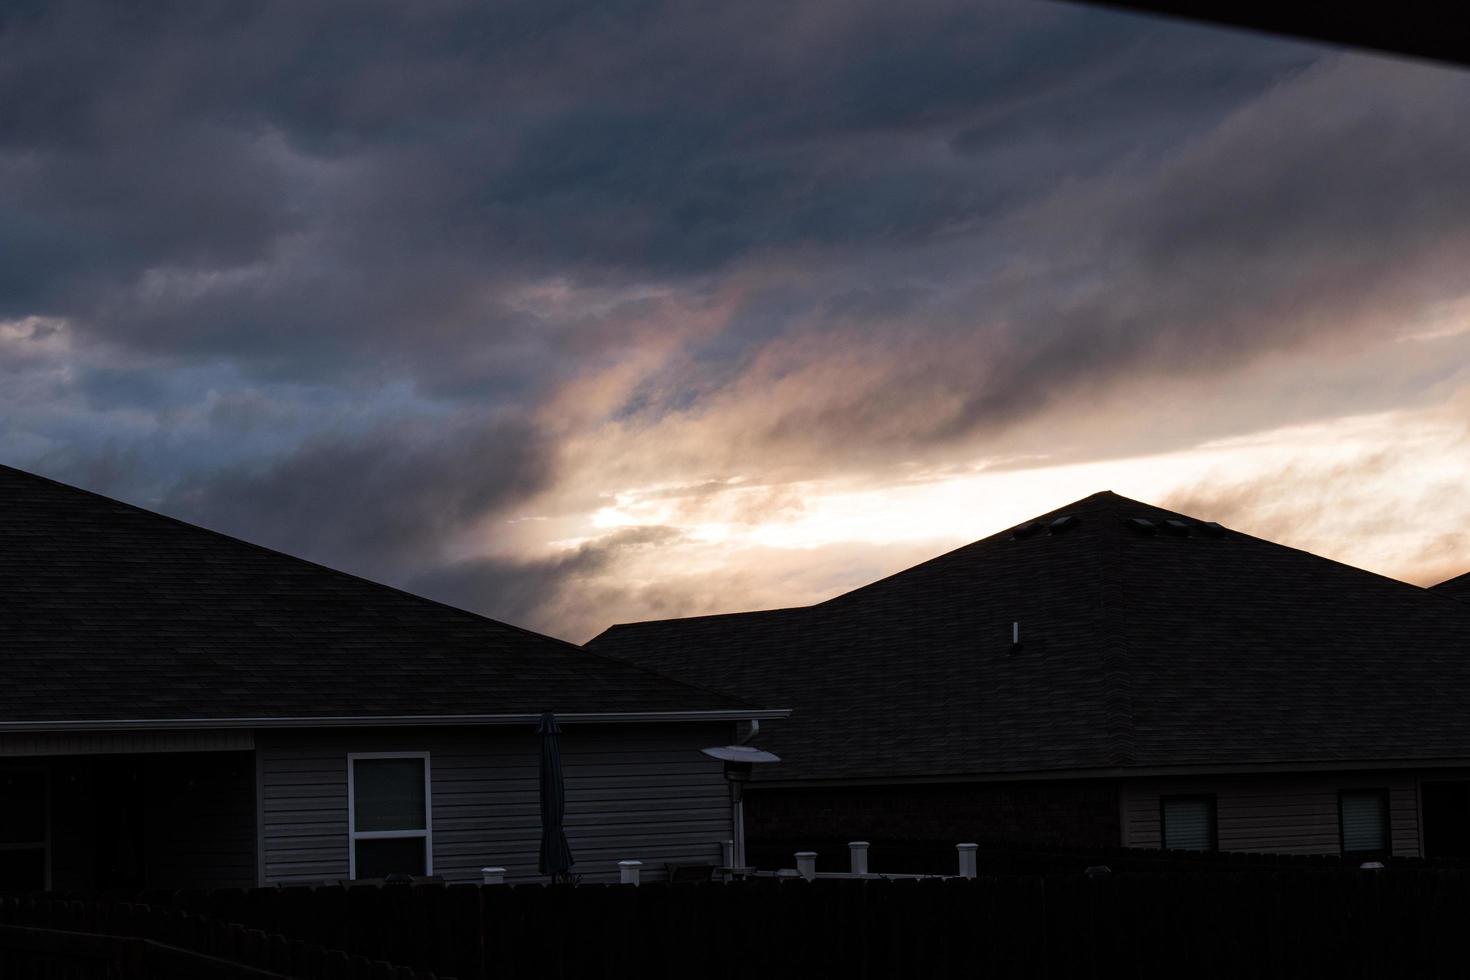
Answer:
(0, 771, 48, 893)
(1161, 795, 1216, 851)
(1340, 789, 1389, 854)
(348, 754, 431, 879)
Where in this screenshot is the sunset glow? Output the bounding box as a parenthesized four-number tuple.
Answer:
(3, 2, 1468, 642)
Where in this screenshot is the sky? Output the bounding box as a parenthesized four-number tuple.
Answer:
(3, 1, 1469, 642)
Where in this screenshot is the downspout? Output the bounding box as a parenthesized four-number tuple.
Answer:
(731, 771, 748, 870)
(733, 720, 757, 868)
(734, 719, 759, 866)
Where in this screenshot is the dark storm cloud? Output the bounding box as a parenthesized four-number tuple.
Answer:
(978, 58, 1470, 418)
(408, 525, 684, 630)
(595, 55, 1470, 477)
(1, 0, 1317, 374)
(162, 412, 552, 581)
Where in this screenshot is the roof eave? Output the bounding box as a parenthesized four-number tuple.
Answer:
(0, 708, 792, 734)
(749, 754, 1470, 788)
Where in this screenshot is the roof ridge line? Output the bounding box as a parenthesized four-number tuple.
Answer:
(1432, 569, 1470, 589)
(0, 462, 762, 711)
(597, 603, 811, 634)
(1203, 517, 1470, 598)
(815, 491, 1120, 607)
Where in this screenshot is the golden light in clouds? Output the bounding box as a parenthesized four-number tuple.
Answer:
(604, 405, 1466, 561)
(512, 382, 1470, 642)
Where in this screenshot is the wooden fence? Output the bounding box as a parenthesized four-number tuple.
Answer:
(748, 836, 1470, 875)
(0, 896, 445, 980)
(97, 869, 1470, 980)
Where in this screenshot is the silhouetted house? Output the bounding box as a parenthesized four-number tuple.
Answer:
(588, 492, 1470, 862)
(1432, 570, 1470, 603)
(0, 464, 784, 892)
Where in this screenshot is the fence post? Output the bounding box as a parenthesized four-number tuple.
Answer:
(618, 860, 643, 886)
(957, 843, 978, 879)
(848, 841, 870, 876)
(480, 867, 506, 886)
(795, 852, 817, 881)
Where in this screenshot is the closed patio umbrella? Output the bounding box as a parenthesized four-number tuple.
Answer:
(537, 711, 575, 880)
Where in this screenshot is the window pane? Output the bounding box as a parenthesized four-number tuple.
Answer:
(1341, 791, 1388, 853)
(1162, 797, 1214, 851)
(0, 773, 46, 844)
(353, 759, 426, 832)
(0, 848, 45, 893)
(354, 837, 426, 879)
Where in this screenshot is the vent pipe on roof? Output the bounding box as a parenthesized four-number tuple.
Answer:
(1010, 621, 1022, 655)
(1011, 522, 1044, 540)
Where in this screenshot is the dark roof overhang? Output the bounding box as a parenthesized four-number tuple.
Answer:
(1063, 1, 1470, 69)
(0, 708, 792, 735)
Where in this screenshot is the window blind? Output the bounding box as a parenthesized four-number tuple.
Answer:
(1162, 796, 1215, 851)
(1341, 791, 1389, 853)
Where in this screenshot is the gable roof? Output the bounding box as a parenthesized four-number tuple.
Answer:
(587, 491, 1470, 783)
(1432, 571, 1470, 603)
(0, 464, 771, 729)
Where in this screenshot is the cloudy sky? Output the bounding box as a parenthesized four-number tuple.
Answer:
(3, 1, 1469, 641)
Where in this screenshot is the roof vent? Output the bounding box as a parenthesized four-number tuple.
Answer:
(1011, 522, 1045, 540)
(1048, 515, 1079, 534)
(1198, 521, 1226, 539)
(1126, 518, 1157, 535)
(1161, 519, 1191, 537)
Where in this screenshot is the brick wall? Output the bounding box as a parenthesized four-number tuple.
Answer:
(746, 778, 1121, 849)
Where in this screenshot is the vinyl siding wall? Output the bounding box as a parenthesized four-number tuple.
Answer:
(257, 724, 733, 885)
(1122, 771, 1421, 857)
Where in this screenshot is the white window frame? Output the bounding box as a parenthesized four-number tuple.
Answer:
(346, 752, 432, 880)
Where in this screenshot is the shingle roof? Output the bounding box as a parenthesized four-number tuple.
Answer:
(0, 464, 756, 724)
(1432, 571, 1470, 602)
(587, 491, 1470, 783)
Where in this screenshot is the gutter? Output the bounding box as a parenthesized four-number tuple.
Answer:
(748, 754, 1470, 789)
(0, 708, 792, 734)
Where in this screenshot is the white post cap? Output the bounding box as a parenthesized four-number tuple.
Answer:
(956, 843, 978, 880)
